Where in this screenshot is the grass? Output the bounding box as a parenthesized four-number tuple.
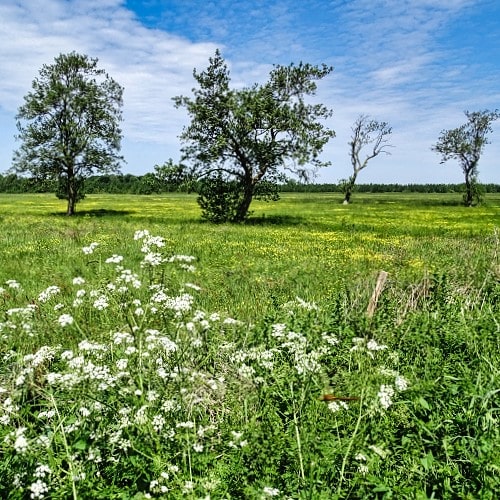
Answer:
(0, 192, 499, 498)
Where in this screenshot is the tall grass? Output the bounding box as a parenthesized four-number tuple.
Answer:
(0, 193, 499, 498)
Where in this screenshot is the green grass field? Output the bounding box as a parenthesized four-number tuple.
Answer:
(1, 192, 499, 498)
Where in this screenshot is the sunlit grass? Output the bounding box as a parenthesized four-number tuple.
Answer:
(1, 192, 499, 498)
(1, 192, 498, 318)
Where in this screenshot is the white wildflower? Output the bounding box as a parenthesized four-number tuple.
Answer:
(82, 242, 99, 254)
(58, 314, 74, 327)
(105, 254, 124, 264)
(5, 279, 21, 289)
(38, 285, 60, 302)
(134, 229, 150, 240)
(29, 479, 48, 499)
(262, 486, 281, 497)
(395, 375, 409, 391)
(93, 296, 109, 310)
(367, 339, 388, 351)
(13, 427, 29, 453)
(377, 384, 395, 410)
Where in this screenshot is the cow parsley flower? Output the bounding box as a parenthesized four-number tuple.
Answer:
(82, 242, 99, 254)
(5, 279, 21, 289)
(29, 479, 48, 499)
(38, 285, 60, 302)
(377, 384, 395, 410)
(93, 296, 109, 310)
(105, 254, 124, 264)
(58, 314, 74, 327)
(13, 427, 29, 453)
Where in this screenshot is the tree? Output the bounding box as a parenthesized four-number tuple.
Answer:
(153, 159, 194, 192)
(432, 110, 500, 206)
(173, 50, 335, 222)
(342, 115, 393, 204)
(12, 52, 124, 215)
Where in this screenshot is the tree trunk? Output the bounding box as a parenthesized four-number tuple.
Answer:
(343, 188, 352, 204)
(464, 172, 473, 207)
(66, 196, 76, 216)
(342, 174, 357, 204)
(66, 176, 76, 215)
(235, 182, 254, 222)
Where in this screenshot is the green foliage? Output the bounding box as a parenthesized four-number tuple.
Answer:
(174, 49, 335, 222)
(12, 52, 124, 215)
(153, 159, 195, 193)
(197, 175, 244, 223)
(432, 109, 500, 207)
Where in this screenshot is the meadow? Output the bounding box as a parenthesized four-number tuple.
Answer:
(0, 192, 499, 499)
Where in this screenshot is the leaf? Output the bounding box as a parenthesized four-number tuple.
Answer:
(417, 396, 431, 410)
(72, 439, 87, 451)
(420, 451, 434, 471)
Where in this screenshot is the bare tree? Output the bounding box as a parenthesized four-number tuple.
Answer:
(432, 109, 499, 206)
(342, 115, 393, 203)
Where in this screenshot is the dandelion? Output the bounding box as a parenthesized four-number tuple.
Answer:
(58, 314, 74, 327)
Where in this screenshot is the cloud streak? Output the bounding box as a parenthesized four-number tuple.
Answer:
(0, 0, 498, 183)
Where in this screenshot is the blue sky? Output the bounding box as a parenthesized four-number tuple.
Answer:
(0, 0, 499, 184)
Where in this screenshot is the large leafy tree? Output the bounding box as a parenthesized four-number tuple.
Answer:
(12, 52, 124, 215)
(342, 115, 393, 204)
(432, 110, 499, 206)
(173, 50, 335, 222)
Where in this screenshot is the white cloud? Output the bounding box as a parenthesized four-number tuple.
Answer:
(0, 0, 498, 182)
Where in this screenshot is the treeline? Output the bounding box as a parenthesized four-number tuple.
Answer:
(1, 173, 500, 195)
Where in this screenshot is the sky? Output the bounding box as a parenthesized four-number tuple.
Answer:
(0, 0, 499, 184)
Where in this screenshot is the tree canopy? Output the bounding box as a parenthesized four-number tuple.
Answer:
(173, 50, 335, 222)
(432, 109, 499, 206)
(12, 51, 124, 215)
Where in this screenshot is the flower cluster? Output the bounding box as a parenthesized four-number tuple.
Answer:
(0, 229, 411, 498)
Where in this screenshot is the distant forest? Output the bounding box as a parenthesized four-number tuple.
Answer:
(1, 173, 500, 195)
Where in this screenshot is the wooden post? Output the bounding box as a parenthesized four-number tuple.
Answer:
(367, 271, 388, 318)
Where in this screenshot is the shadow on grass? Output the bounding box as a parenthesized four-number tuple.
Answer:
(349, 197, 467, 207)
(49, 209, 135, 217)
(245, 214, 306, 226)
